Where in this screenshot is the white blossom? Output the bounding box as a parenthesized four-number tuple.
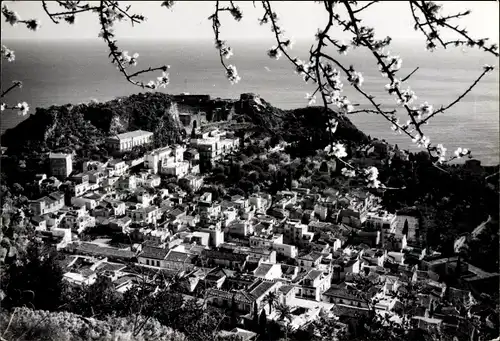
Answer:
(412, 134, 430, 148)
(341, 167, 356, 177)
(26, 19, 41, 31)
(161, 1, 175, 9)
(220, 46, 233, 59)
(16, 102, 29, 116)
(397, 88, 417, 106)
(147, 80, 157, 89)
(127, 52, 139, 66)
(1, 45, 15, 62)
(364, 167, 380, 188)
(226, 64, 241, 85)
(3, 6, 20, 26)
(348, 71, 364, 87)
(0, 103, 5, 111)
(419, 102, 433, 117)
(387, 55, 402, 71)
(293, 59, 310, 80)
(367, 179, 382, 188)
(305, 93, 316, 105)
(338, 41, 350, 55)
(325, 143, 347, 158)
(385, 79, 401, 94)
(282, 37, 295, 50)
(328, 118, 338, 134)
(157, 71, 170, 88)
(267, 46, 282, 60)
(120, 51, 131, 64)
(436, 143, 447, 163)
(365, 166, 379, 181)
(483, 64, 495, 72)
(454, 147, 469, 158)
(337, 97, 353, 113)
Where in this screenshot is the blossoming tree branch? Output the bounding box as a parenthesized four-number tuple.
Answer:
(1, 0, 498, 190)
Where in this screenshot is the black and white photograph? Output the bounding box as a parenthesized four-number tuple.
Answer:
(0, 1, 499, 340)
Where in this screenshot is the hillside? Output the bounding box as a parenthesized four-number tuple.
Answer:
(1, 93, 184, 155)
(235, 93, 369, 144)
(1, 92, 368, 157)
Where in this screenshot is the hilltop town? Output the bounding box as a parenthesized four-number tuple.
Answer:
(1, 93, 499, 341)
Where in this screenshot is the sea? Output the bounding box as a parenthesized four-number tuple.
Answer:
(1, 38, 499, 165)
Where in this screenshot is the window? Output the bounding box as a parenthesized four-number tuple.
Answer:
(146, 259, 150, 265)
(157, 260, 160, 266)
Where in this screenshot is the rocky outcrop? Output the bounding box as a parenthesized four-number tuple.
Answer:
(1, 92, 368, 156)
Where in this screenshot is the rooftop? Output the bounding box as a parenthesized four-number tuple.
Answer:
(254, 263, 275, 278)
(111, 130, 153, 140)
(165, 250, 195, 263)
(49, 152, 72, 159)
(140, 246, 169, 260)
(248, 279, 276, 299)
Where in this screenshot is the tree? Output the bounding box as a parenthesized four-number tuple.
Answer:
(252, 301, 259, 332)
(263, 291, 278, 313)
(258, 309, 267, 334)
(274, 303, 293, 341)
(230, 294, 237, 327)
(66, 274, 123, 318)
(2, 241, 65, 312)
(402, 219, 409, 237)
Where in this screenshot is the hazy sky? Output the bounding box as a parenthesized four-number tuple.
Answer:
(1, 1, 499, 43)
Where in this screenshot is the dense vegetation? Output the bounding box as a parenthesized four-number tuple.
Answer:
(235, 94, 369, 154)
(0, 307, 187, 341)
(379, 154, 499, 272)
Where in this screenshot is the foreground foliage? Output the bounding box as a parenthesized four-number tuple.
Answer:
(0, 307, 187, 341)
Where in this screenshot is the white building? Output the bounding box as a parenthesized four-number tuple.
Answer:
(29, 192, 65, 216)
(199, 225, 225, 247)
(105, 130, 153, 152)
(49, 153, 73, 179)
(161, 160, 190, 178)
(144, 146, 173, 174)
(272, 243, 298, 258)
(106, 159, 128, 177)
(190, 129, 239, 165)
(126, 206, 161, 226)
(63, 211, 96, 234)
(249, 234, 283, 249)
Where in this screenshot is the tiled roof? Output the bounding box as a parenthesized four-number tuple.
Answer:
(304, 269, 323, 282)
(31, 215, 46, 223)
(165, 250, 195, 263)
(323, 284, 365, 302)
(298, 252, 322, 262)
(206, 268, 229, 281)
(206, 288, 255, 304)
(279, 285, 295, 295)
(67, 242, 135, 260)
(95, 262, 126, 273)
(170, 208, 185, 217)
(219, 328, 257, 341)
(203, 250, 248, 262)
(248, 279, 276, 299)
(140, 246, 168, 260)
(112, 130, 153, 140)
(281, 264, 298, 276)
(254, 263, 274, 278)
